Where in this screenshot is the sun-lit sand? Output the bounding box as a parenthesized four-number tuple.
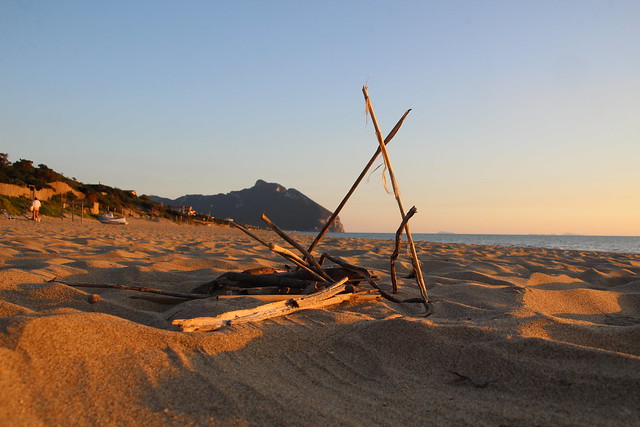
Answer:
(1, 217, 638, 425)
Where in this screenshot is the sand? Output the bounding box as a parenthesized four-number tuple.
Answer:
(0, 217, 638, 426)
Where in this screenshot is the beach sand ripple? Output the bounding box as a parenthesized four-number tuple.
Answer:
(1, 218, 638, 425)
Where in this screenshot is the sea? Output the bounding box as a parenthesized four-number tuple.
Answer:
(297, 232, 640, 254)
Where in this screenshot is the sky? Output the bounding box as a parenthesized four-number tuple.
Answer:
(1, 0, 639, 235)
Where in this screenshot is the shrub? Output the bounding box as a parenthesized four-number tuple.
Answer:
(0, 195, 18, 215)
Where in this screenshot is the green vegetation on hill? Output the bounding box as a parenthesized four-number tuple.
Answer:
(0, 153, 209, 223)
(0, 193, 64, 218)
(0, 153, 77, 191)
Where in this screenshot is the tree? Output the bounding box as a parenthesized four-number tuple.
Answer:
(0, 153, 9, 168)
(0, 153, 9, 183)
(36, 164, 62, 183)
(12, 159, 34, 172)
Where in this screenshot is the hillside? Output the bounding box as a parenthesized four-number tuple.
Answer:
(0, 154, 344, 231)
(152, 180, 345, 232)
(0, 154, 163, 219)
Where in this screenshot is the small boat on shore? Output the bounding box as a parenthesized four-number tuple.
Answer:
(98, 212, 128, 225)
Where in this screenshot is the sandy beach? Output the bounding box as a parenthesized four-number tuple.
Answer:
(0, 217, 638, 425)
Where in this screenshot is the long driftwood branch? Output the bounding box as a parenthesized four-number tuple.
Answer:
(390, 206, 418, 293)
(49, 278, 209, 299)
(307, 109, 412, 253)
(224, 272, 324, 289)
(269, 243, 329, 282)
(192, 265, 370, 296)
(231, 222, 271, 247)
(260, 213, 332, 282)
(131, 293, 381, 304)
(321, 253, 401, 303)
(223, 268, 367, 289)
(233, 221, 314, 274)
(219, 293, 380, 302)
(232, 222, 328, 282)
(273, 266, 369, 282)
(362, 86, 429, 307)
(173, 277, 352, 332)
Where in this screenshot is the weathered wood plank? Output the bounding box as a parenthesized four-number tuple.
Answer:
(173, 277, 354, 332)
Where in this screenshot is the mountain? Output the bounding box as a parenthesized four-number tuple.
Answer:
(151, 179, 345, 232)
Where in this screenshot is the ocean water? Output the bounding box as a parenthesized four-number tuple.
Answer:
(299, 232, 640, 254)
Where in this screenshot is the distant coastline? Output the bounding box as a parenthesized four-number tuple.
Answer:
(296, 232, 640, 254)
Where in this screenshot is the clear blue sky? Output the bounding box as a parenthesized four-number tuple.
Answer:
(2, 0, 639, 235)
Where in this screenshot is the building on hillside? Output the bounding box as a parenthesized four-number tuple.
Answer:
(168, 205, 197, 216)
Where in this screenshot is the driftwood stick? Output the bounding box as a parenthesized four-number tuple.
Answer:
(232, 222, 271, 247)
(269, 243, 305, 264)
(261, 213, 332, 282)
(225, 272, 324, 289)
(321, 253, 401, 303)
(307, 109, 412, 253)
(207, 281, 305, 296)
(302, 282, 325, 294)
(232, 222, 328, 282)
(269, 243, 329, 282)
(219, 294, 314, 302)
(129, 291, 381, 305)
(49, 278, 210, 299)
(362, 86, 429, 306)
(223, 286, 285, 295)
(390, 206, 418, 293)
(320, 253, 371, 280)
(241, 266, 290, 275)
(277, 266, 369, 282)
(198, 265, 368, 295)
(173, 277, 351, 332)
(216, 293, 381, 302)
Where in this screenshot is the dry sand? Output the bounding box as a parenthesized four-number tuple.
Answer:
(0, 217, 638, 426)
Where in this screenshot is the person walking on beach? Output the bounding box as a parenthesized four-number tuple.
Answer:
(30, 197, 41, 221)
